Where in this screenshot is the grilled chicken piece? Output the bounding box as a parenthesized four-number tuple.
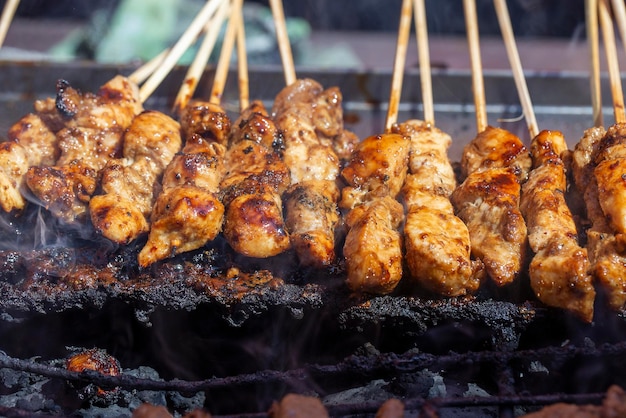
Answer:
(340, 133, 411, 209)
(520, 130, 595, 322)
(452, 127, 529, 286)
(394, 120, 483, 296)
(451, 167, 527, 286)
(138, 103, 229, 267)
(341, 133, 410, 294)
(572, 124, 626, 311)
(272, 79, 353, 267)
(594, 124, 626, 234)
(283, 180, 339, 267)
(179, 100, 231, 146)
(66, 348, 121, 396)
(0, 104, 65, 213)
(90, 111, 182, 244)
(220, 102, 291, 258)
(55, 76, 142, 131)
(460, 125, 532, 181)
(344, 195, 405, 294)
(24, 76, 142, 223)
(25, 160, 98, 224)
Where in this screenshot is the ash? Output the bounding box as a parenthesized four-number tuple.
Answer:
(0, 359, 204, 417)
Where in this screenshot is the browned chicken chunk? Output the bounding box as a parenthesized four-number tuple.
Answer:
(520, 130, 595, 322)
(394, 120, 483, 296)
(138, 102, 229, 267)
(451, 127, 529, 286)
(90, 110, 182, 244)
(460, 125, 532, 181)
(572, 123, 626, 311)
(0, 103, 64, 213)
(273, 79, 353, 267)
(451, 166, 527, 286)
(341, 133, 410, 294)
(220, 102, 291, 258)
(24, 76, 143, 224)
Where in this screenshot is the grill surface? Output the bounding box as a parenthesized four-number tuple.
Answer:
(0, 62, 624, 416)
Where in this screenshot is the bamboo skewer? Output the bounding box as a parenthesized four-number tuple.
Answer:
(463, 0, 487, 133)
(173, 0, 230, 113)
(611, 0, 626, 55)
(210, 0, 243, 105)
(385, 0, 413, 132)
(493, 0, 539, 138)
(139, 0, 224, 103)
(269, 0, 296, 86)
(587, 0, 604, 127)
(599, 0, 626, 124)
(0, 0, 19, 48)
(413, 0, 434, 125)
(236, 4, 249, 111)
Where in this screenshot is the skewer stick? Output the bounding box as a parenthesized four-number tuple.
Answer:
(236, 4, 249, 110)
(269, 0, 296, 86)
(173, 0, 230, 113)
(493, 0, 539, 138)
(0, 0, 19, 48)
(210, 0, 244, 105)
(139, 0, 224, 103)
(599, 0, 626, 123)
(385, 0, 413, 132)
(413, 0, 434, 125)
(463, 0, 488, 133)
(587, 0, 603, 127)
(612, 0, 626, 55)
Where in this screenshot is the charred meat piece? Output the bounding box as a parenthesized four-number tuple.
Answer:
(220, 102, 291, 258)
(90, 110, 182, 244)
(138, 103, 228, 266)
(341, 133, 410, 294)
(520, 130, 595, 322)
(24, 76, 143, 224)
(66, 348, 121, 396)
(395, 120, 483, 296)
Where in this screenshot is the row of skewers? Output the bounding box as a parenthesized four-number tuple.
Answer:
(0, 0, 625, 324)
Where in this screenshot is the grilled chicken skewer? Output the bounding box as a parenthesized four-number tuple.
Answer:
(0, 99, 64, 213)
(24, 76, 143, 224)
(89, 110, 182, 245)
(220, 101, 291, 258)
(339, 133, 409, 294)
(138, 101, 229, 267)
(272, 78, 355, 267)
(451, 127, 530, 287)
(394, 120, 483, 296)
(382, 0, 482, 297)
(520, 131, 595, 322)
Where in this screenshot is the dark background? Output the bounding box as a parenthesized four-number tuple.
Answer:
(4, 0, 586, 38)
